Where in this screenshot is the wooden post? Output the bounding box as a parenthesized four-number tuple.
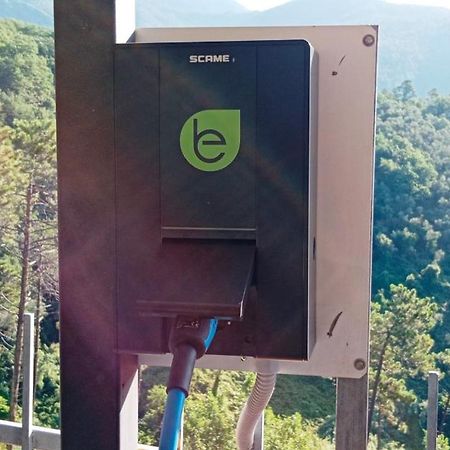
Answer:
(427, 371, 439, 450)
(336, 374, 368, 450)
(54, 1, 135, 449)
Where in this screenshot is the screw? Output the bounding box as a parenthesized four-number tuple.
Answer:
(177, 319, 199, 329)
(354, 358, 366, 370)
(363, 34, 375, 47)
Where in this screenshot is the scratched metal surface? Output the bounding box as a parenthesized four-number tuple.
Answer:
(135, 25, 377, 378)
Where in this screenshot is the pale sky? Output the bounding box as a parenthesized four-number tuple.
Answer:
(236, 0, 291, 11)
(236, 0, 450, 10)
(386, 0, 450, 7)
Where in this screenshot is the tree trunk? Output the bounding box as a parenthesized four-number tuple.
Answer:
(368, 330, 391, 434)
(9, 182, 33, 424)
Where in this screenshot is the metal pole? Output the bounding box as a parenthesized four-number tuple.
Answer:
(336, 374, 368, 450)
(22, 313, 34, 450)
(427, 371, 439, 450)
(54, 1, 135, 448)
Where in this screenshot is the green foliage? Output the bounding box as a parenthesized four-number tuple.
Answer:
(370, 285, 440, 447)
(437, 434, 450, 450)
(0, 117, 57, 325)
(367, 434, 405, 449)
(0, 20, 54, 124)
(372, 83, 450, 446)
(34, 344, 60, 427)
(373, 84, 450, 303)
(269, 375, 335, 420)
(0, 349, 12, 400)
(139, 369, 253, 448)
(138, 385, 166, 445)
(0, 127, 25, 222)
(0, 394, 8, 419)
(34, 377, 60, 429)
(421, 433, 450, 450)
(138, 368, 333, 449)
(264, 408, 333, 450)
(183, 390, 237, 450)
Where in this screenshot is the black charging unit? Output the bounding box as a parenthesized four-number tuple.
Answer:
(115, 39, 316, 361)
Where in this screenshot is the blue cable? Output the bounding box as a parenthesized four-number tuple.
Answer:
(159, 318, 218, 450)
(204, 318, 218, 350)
(160, 388, 186, 450)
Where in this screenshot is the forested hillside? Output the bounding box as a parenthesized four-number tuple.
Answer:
(1, 19, 450, 449)
(0, 19, 58, 435)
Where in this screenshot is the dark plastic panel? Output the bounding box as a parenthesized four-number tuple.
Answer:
(115, 40, 311, 360)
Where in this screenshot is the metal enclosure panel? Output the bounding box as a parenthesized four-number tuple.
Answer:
(137, 25, 377, 378)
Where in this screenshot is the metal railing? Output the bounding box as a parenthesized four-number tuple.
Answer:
(0, 314, 60, 449)
(0, 313, 157, 450)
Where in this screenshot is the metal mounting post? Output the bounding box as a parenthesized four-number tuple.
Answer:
(54, 1, 137, 449)
(22, 314, 34, 450)
(427, 371, 439, 450)
(336, 374, 369, 450)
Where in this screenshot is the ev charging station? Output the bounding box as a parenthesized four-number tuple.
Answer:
(115, 38, 316, 362)
(54, 1, 377, 449)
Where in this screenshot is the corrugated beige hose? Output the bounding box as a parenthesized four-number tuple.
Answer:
(236, 372, 277, 450)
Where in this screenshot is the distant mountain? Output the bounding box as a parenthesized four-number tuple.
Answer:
(0, 0, 449, 93)
(237, 0, 450, 94)
(0, 0, 52, 26)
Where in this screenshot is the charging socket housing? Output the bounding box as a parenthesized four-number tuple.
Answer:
(115, 39, 317, 361)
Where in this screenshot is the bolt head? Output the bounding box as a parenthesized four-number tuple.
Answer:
(363, 34, 375, 47)
(354, 358, 366, 371)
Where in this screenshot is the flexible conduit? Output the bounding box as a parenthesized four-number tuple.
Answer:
(159, 318, 218, 450)
(236, 372, 277, 450)
(160, 388, 186, 450)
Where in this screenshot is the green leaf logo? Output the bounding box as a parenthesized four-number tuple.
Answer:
(180, 109, 241, 172)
